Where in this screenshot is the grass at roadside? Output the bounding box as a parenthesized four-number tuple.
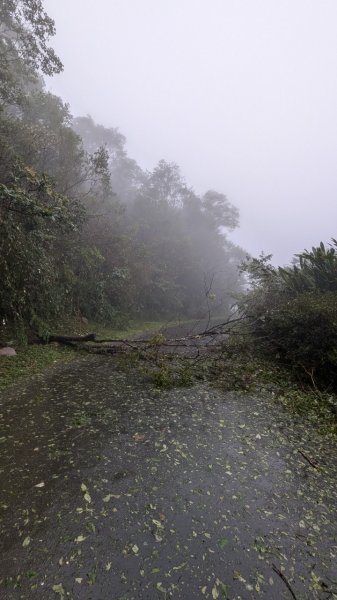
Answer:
(0, 345, 75, 390)
(51, 318, 171, 339)
(0, 318, 168, 390)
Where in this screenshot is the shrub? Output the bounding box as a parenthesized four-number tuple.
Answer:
(240, 242, 337, 389)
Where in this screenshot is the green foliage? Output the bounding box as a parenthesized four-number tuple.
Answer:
(0, 0, 63, 105)
(0, 3, 244, 336)
(240, 242, 337, 390)
(144, 362, 194, 389)
(0, 151, 84, 328)
(279, 240, 337, 293)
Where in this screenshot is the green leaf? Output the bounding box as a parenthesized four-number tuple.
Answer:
(84, 492, 91, 503)
(212, 585, 219, 599)
(52, 583, 65, 598)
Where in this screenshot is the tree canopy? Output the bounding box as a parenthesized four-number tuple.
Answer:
(0, 0, 63, 105)
(0, 0, 245, 338)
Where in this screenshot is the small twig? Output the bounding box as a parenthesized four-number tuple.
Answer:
(72, 430, 86, 442)
(272, 564, 298, 600)
(302, 365, 319, 393)
(298, 449, 319, 469)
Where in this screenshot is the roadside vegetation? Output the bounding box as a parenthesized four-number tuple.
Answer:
(0, 0, 244, 349)
(113, 240, 337, 436)
(239, 241, 337, 392)
(0, 345, 74, 390)
(0, 317, 171, 389)
(209, 335, 337, 437)
(139, 240, 337, 436)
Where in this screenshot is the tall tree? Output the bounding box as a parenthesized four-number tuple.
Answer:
(73, 116, 144, 203)
(0, 0, 62, 105)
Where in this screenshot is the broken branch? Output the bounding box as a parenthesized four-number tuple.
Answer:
(272, 564, 298, 600)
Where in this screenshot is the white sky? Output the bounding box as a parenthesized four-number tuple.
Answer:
(44, 0, 337, 265)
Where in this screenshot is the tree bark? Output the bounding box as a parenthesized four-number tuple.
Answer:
(46, 333, 96, 344)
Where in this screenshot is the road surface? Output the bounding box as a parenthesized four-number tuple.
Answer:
(0, 355, 336, 599)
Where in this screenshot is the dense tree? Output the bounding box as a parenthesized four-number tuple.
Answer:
(0, 0, 245, 335)
(0, 149, 84, 333)
(73, 115, 144, 203)
(0, 0, 62, 105)
(202, 190, 239, 232)
(126, 161, 245, 318)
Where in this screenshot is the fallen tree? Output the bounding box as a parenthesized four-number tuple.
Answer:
(46, 333, 97, 344)
(36, 316, 246, 356)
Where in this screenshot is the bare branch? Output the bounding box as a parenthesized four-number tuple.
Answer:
(272, 564, 298, 600)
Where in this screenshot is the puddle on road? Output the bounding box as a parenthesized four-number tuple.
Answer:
(0, 355, 337, 599)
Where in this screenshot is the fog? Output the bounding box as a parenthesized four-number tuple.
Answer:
(44, 0, 337, 266)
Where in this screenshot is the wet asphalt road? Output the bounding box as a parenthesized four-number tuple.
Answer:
(0, 355, 337, 600)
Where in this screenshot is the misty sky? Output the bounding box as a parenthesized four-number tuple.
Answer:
(44, 0, 337, 265)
